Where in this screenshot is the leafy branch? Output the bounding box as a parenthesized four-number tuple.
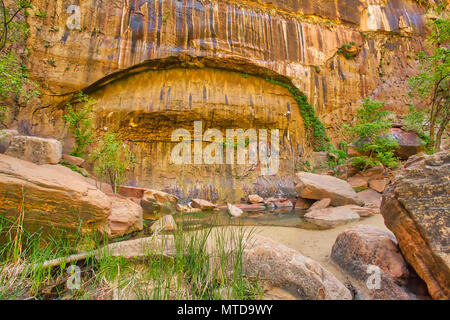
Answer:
(0, 0, 32, 51)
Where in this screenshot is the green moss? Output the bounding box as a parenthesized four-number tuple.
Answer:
(34, 10, 47, 18)
(265, 77, 328, 151)
(337, 42, 359, 60)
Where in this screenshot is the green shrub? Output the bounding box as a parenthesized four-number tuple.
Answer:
(90, 132, 134, 193)
(0, 1, 39, 125)
(403, 104, 430, 141)
(344, 98, 399, 170)
(337, 42, 359, 59)
(408, 8, 449, 152)
(63, 92, 95, 158)
(326, 142, 348, 169)
(297, 160, 312, 172)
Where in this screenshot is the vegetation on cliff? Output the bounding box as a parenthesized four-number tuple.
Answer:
(0, 1, 37, 124)
(63, 92, 94, 158)
(61, 91, 134, 193)
(266, 77, 328, 152)
(344, 99, 400, 170)
(408, 5, 449, 152)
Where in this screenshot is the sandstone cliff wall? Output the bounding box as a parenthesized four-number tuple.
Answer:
(6, 0, 429, 201)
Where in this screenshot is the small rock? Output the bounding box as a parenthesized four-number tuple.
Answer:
(151, 215, 177, 233)
(347, 175, 368, 190)
(219, 203, 266, 212)
(248, 194, 264, 204)
(334, 163, 360, 180)
(273, 199, 293, 208)
(295, 197, 313, 210)
(118, 186, 146, 199)
(333, 164, 348, 179)
(360, 165, 386, 179)
(345, 205, 380, 217)
(227, 203, 243, 217)
(264, 197, 287, 204)
(190, 198, 217, 210)
(307, 198, 331, 212)
(309, 151, 329, 173)
(369, 178, 389, 193)
(62, 154, 85, 167)
(141, 189, 179, 214)
(176, 203, 202, 214)
(305, 206, 360, 225)
(100, 182, 114, 194)
(388, 128, 426, 160)
(6, 135, 62, 165)
(357, 189, 382, 208)
(108, 195, 143, 238)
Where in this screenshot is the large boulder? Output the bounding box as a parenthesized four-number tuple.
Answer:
(381, 151, 450, 300)
(176, 203, 202, 214)
(331, 225, 416, 300)
(190, 198, 217, 211)
(0, 154, 110, 234)
(388, 128, 426, 160)
(243, 234, 352, 300)
(141, 189, 179, 218)
(217, 203, 266, 212)
(5, 135, 62, 165)
(295, 172, 364, 206)
(304, 206, 360, 227)
(108, 195, 143, 238)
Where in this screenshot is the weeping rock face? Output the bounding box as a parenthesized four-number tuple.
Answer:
(13, 0, 428, 201)
(25, 0, 425, 116)
(88, 67, 305, 201)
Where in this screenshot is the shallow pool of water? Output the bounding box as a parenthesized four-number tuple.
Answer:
(170, 208, 333, 231)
